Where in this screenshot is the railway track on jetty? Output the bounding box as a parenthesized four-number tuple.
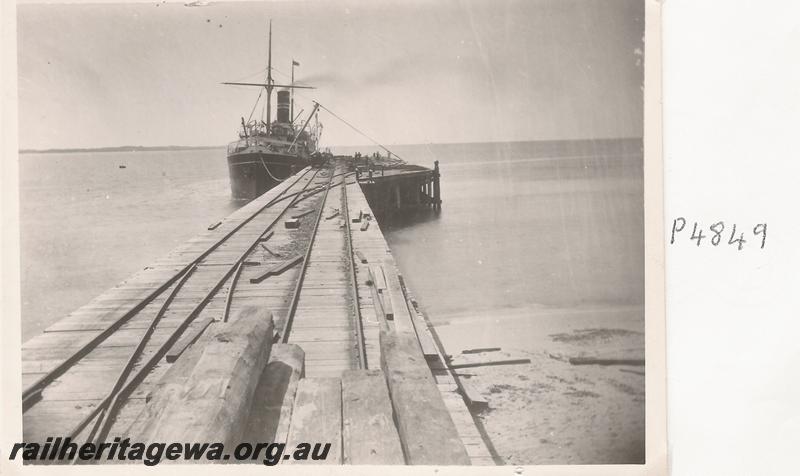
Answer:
(21, 165, 335, 443)
(281, 165, 369, 376)
(21, 160, 495, 465)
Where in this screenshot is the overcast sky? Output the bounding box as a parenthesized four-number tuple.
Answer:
(17, 0, 644, 149)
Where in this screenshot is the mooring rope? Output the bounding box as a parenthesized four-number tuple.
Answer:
(259, 153, 293, 182)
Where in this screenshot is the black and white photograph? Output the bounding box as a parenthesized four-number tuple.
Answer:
(6, 0, 658, 469)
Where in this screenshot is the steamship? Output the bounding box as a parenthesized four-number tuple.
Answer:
(223, 21, 323, 200)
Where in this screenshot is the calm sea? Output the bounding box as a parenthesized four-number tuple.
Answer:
(18, 139, 643, 341)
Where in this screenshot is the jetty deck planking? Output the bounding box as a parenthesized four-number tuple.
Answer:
(21, 164, 492, 465)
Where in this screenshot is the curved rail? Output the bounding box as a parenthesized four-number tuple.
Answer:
(82, 263, 199, 444)
(73, 167, 328, 445)
(22, 167, 318, 411)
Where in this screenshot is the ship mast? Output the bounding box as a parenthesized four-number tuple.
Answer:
(222, 21, 315, 131)
(290, 59, 295, 125)
(265, 20, 273, 132)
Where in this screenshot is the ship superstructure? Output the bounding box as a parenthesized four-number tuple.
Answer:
(224, 21, 323, 200)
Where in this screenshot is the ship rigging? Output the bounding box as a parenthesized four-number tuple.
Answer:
(223, 20, 323, 200)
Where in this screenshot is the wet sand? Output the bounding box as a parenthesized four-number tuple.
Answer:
(434, 306, 645, 464)
(19, 141, 644, 464)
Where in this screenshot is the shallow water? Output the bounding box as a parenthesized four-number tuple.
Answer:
(18, 139, 643, 341)
(18, 148, 236, 339)
(373, 139, 644, 325)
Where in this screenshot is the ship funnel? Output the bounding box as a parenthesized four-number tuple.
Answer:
(277, 89, 291, 123)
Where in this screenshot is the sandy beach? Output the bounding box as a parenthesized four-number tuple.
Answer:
(19, 141, 644, 465)
(434, 305, 645, 464)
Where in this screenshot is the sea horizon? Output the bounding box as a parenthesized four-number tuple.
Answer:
(18, 136, 643, 155)
(18, 136, 646, 465)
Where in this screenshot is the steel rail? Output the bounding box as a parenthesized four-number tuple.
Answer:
(67, 167, 326, 448)
(266, 171, 355, 208)
(67, 263, 198, 453)
(279, 168, 336, 343)
(22, 167, 315, 411)
(222, 261, 245, 323)
(341, 177, 368, 369)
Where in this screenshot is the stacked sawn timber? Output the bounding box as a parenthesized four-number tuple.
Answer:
(120, 305, 470, 465)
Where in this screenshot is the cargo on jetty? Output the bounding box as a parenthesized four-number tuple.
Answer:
(20, 158, 496, 466)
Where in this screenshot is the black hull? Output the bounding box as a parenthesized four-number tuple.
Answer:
(227, 152, 308, 200)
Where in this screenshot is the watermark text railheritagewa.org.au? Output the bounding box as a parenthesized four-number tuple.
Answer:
(9, 437, 331, 465)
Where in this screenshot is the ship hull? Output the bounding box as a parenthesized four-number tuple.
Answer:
(227, 151, 308, 200)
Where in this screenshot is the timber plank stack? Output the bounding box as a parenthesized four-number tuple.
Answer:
(20, 163, 494, 466)
(21, 169, 323, 443)
(344, 178, 494, 465)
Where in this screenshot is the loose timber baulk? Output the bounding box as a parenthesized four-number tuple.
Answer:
(20, 160, 494, 465)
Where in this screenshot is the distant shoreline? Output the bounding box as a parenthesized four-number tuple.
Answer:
(19, 137, 642, 155)
(18, 145, 225, 154)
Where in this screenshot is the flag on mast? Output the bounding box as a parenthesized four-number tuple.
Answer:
(292, 60, 300, 66)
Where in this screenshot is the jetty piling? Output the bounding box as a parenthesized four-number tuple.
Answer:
(355, 160, 441, 217)
(20, 159, 494, 465)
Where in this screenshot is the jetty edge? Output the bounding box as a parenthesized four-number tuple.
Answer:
(19, 158, 494, 465)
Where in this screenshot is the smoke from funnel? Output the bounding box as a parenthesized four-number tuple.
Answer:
(296, 57, 428, 91)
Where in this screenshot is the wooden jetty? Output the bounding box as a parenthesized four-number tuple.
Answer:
(355, 160, 442, 217)
(20, 160, 494, 465)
